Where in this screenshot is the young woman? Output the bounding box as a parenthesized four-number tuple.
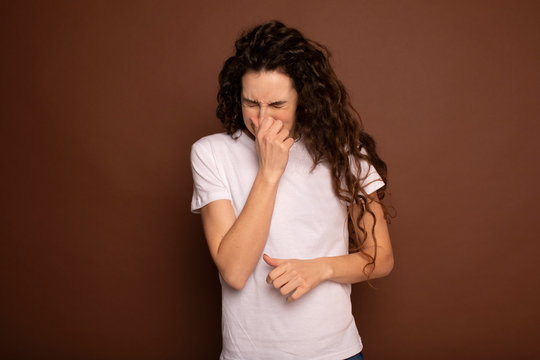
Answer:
(190, 20, 394, 360)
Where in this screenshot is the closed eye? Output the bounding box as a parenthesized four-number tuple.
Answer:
(270, 101, 287, 108)
(242, 98, 259, 108)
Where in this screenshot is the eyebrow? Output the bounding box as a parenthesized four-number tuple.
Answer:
(241, 97, 287, 106)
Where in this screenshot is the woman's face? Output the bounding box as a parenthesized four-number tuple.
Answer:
(241, 70, 298, 137)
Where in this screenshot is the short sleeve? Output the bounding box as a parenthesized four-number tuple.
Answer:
(355, 147, 385, 195)
(190, 140, 232, 214)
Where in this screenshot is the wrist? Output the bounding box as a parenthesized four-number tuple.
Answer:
(256, 169, 282, 185)
(317, 257, 334, 282)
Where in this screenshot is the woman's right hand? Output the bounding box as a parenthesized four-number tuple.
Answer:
(252, 116, 295, 183)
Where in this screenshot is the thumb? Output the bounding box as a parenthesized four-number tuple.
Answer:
(263, 253, 283, 267)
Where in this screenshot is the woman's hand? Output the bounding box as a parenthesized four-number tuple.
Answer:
(263, 254, 332, 302)
(252, 116, 295, 183)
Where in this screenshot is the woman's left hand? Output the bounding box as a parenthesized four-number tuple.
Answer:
(263, 254, 331, 302)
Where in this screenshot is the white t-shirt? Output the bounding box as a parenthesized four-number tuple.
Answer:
(190, 130, 385, 360)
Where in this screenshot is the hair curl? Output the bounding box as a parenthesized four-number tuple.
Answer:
(217, 20, 393, 280)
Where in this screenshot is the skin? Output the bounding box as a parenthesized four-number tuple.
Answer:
(241, 69, 298, 142)
(200, 69, 394, 301)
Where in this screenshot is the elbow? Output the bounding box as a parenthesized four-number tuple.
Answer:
(215, 255, 252, 290)
(375, 252, 394, 278)
(226, 277, 247, 291)
(221, 270, 248, 291)
(384, 253, 395, 276)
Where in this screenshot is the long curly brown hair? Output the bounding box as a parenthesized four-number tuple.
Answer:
(217, 21, 392, 279)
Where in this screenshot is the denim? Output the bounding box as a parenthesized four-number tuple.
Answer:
(344, 351, 364, 360)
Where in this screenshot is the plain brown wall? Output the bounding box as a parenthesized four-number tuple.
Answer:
(2, 1, 539, 359)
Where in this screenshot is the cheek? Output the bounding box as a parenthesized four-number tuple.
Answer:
(242, 108, 251, 118)
(241, 109, 256, 133)
(242, 106, 257, 119)
(282, 109, 297, 126)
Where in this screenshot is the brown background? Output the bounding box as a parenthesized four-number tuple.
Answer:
(2, 0, 539, 359)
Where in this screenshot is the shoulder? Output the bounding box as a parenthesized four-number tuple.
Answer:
(359, 146, 368, 156)
(190, 133, 225, 166)
(191, 132, 237, 156)
(194, 130, 252, 151)
(192, 130, 249, 148)
(191, 130, 250, 162)
(192, 132, 231, 149)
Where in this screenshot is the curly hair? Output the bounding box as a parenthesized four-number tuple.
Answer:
(216, 20, 392, 280)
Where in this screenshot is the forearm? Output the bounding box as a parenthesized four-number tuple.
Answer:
(215, 171, 279, 289)
(321, 195, 393, 284)
(320, 249, 394, 284)
(262, 248, 393, 302)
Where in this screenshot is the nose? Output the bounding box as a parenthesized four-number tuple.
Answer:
(258, 105, 268, 120)
(250, 104, 275, 132)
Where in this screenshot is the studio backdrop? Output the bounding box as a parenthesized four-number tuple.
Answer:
(2, 1, 539, 359)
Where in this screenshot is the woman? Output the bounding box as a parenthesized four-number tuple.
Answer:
(190, 20, 394, 360)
